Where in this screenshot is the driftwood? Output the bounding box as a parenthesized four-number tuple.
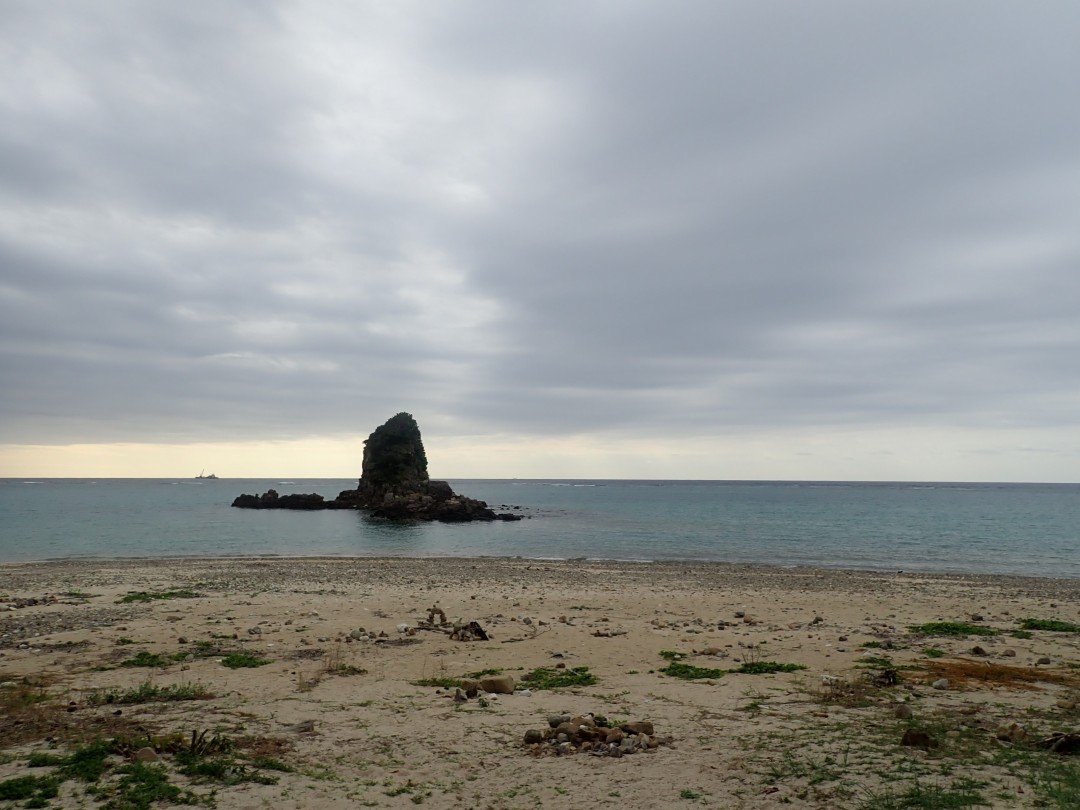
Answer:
(1037, 732, 1080, 754)
(450, 621, 489, 641)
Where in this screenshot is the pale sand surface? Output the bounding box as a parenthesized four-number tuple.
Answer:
(3, 557, 1080, 809)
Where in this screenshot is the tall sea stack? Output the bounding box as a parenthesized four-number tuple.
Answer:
(233, 412, 520, 522)
(355, 412, 430, 505)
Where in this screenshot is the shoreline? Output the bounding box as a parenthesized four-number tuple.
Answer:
(6, 554, 1080, 591)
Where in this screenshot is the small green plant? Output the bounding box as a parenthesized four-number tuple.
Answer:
(732, 661, 807, 675)
(659, 650, 689, 661)
(1019, 618, 1080, 633)
(908, 622, 998, 637)
(1011, 629, 1034, 639)
(116, 589, 202, 604)
(679, 788, 702, 799)
(519, 666, 598, 689)
(221, 653, 271, 669)
(660, 661, 726, 680)
(922, 647, 945, 658)
(119, 651, 174, 668)
(861, 641, 885, 649)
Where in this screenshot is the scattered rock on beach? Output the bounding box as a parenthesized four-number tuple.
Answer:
(900, 728, 938, 749)
(523, 713, 671, 757)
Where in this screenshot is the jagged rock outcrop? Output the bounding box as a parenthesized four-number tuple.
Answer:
(232, 413, 521, 522)
(230, 490, 337, 510)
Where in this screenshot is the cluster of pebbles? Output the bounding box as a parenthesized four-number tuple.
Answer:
(523, 714, 673, 757)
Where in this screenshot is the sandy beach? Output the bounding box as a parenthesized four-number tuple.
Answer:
(3, 557, 1080, 809)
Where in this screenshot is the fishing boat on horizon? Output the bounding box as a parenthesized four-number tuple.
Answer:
(195, 470, 219, 480)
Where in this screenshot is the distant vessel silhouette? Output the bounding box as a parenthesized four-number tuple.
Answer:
(195, 470, 219, 480)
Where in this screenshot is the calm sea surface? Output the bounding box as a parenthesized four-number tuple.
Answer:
(1, 479, 1078, 577)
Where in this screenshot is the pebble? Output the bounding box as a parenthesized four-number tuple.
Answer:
(932, 678, 949, 690)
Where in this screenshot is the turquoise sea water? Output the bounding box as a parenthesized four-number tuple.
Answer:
(1, 479, 1078, 577)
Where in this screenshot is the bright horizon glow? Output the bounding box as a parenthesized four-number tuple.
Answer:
(2, 425, 1078, 483)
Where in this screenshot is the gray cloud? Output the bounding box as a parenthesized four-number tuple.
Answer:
(2, 1, 1079, 470)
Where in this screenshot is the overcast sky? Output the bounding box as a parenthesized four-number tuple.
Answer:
(2, 2, 1079, 480)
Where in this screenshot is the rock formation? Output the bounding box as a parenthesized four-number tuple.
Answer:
(232, 412, 521, 522)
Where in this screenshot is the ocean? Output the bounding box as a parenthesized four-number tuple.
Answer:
(1, 478, 1078, 577)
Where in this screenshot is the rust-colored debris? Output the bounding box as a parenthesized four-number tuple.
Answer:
(922, 659, 1080, 691)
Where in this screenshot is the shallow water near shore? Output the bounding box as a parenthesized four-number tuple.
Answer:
(1, 478, 1078, 577)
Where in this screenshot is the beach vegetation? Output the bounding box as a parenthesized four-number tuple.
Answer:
(908, 622, 998, 638)
(86, 681, 213, 706)
(732, 661, 808, 675)
(1019, 618, 1080, 633)
(659, 661, 726, 680)
(659, 650, 689, 661)
(519, 666, 598, 689)
(1010, 629, 1034, 639)
(119, 651, 179, 668)
(922, 648, 946, 658)
(464, 667, 502, 678)
(0, 680, 50, 708)
(220, 653, 271, 669)
(116, 589, 202, 604)
(0, 774, 60, 803)
(412, 675, 461, 689)
(855, 777, 989, 808)
(861, 641, 886, 649)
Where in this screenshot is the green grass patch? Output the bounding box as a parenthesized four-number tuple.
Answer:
(857, 777, 989, 808)
(220, 653, 271, 669)
(0, 774, 60, 802)
(519, 666, 598, 689)
(116, 589, 202, 604)
(732, 661, 807, 675)
(1019, 618, 1080, 633)
(174, 753, 277, 786)
(922, 648, 946, 658)
(412, 676, 461, 689)
(1010, 629, 1034, 639)
(119, 651, 177, 668)
(659, 650, 689, 661)
(464, 667, 503, 678)
(106, 761, 197, 809)
(87, 681, 213, 706)
(908, 622, 997, 637)
(659, 661, 726, 680)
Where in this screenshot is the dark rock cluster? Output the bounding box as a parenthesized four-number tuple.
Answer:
(523, 714, 673, 757)
(232, 413, 521, 523)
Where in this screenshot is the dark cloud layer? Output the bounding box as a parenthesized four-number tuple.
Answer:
(2, 2, 1079, 466)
